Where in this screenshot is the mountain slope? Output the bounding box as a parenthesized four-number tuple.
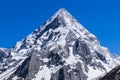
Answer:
(99, 65, 120, 80)
(0, 8, 120, 80)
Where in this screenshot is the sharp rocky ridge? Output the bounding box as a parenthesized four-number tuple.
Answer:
(0, 8, 120, 80)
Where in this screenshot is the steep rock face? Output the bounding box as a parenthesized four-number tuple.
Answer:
(0, 48, 9, 61)
(0, 8, 120, 80)
(0, 48, 12, 74)
(50, 62, 88, 80)
(8, 52, 42, 80)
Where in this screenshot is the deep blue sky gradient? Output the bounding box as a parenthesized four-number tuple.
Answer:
(0, 0, 120, 54)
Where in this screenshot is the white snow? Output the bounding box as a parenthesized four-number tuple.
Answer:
(11, 49, 28, 61)
(33, 65, 62, 80)
(33, 65, 51, 80)
(65, 47, 77, 64)
(12, 76, 18, 80)
(87, 65, 106, 80)
(41, 58, 49, 63)
(14, 40, 23, 51)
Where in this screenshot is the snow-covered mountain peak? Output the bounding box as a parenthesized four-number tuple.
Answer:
(54, 8, 71, 17)
(55, 8, 68, 15)
(13, 8, 97, 51)
(0, 8, 120, 80)
(36, 8, 98, 44)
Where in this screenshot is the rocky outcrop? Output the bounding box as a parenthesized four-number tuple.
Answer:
(8, 52, 43, 80)
(99, 65, 120, 80)
(51, 62, 87, 80)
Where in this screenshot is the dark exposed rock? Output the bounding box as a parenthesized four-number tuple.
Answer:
(0, 49, 8, 61)
(8, 53, 43, 80)
(51, 62, 87, 80)
(75, 39, 92, 64)
(99, 65, 120, 80)
(96, 52, 107, 63)
(47, 52, 64, 67)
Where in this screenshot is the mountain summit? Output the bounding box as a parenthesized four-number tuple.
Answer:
(0, 8, 120, 80)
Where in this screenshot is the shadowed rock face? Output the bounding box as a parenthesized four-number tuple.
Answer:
(51, 62, 87, 80)
(8, 52, 43, 80)
(0, 50, 7, 61)
(99, 66, 120, 80)
(75, 39, 92, 64)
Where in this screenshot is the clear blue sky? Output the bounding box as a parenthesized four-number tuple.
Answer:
(0, 0, 120, 54)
